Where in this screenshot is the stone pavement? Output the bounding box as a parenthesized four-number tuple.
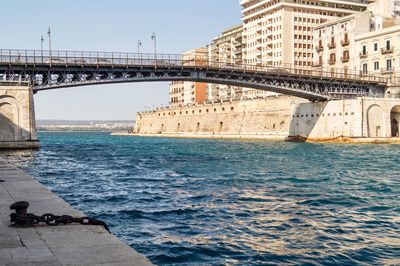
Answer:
(0, 158, 153, 266)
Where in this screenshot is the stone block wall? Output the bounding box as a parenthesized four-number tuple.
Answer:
(134, 96, 307, 138)
(0, 83, 38, 147)
(289, 97, 400, 140)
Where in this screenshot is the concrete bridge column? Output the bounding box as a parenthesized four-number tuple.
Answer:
(0, 81, 39, 149)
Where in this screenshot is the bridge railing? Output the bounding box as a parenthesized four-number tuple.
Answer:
(0, 49, 386, 84)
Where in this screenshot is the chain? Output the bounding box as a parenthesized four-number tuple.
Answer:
(10, 201, 110, 233)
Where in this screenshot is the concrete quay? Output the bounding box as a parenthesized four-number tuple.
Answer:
(0, 158, 152, 266)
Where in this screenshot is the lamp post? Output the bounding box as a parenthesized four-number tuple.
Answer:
(151, 32, 157, 66)
(40, 35, 44, 63)
(137, 40, 142, 55)
(47, 27, 52, 65)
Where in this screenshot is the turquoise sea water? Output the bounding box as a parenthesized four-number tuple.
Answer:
(2, 132, 400, 265)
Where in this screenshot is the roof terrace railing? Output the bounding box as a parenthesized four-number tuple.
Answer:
(0, 49, 386, 84)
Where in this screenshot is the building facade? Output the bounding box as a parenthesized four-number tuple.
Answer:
(240, 0, 368, 69)
(168, 48, 208, 106)
(169, 81, 185, 107)
(312, 12, 371, 75)
(355, 25, 400, 97)
(207, 25, 245, 102)
(309, 0, 400, 97)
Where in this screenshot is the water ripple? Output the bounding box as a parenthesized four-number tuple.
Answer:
(1, 132, 400, 265)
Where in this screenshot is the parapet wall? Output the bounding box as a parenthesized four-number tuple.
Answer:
(134, 96, 307, 139)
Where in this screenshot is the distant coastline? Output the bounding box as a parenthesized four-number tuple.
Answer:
(36, 120, 134, 132)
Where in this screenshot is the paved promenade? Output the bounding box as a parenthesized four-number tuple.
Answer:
(0, 158, 153, 266)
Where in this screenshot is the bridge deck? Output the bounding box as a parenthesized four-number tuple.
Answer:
(0, 49, 387, 101)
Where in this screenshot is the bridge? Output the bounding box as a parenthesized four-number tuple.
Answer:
(0, 49, 387, 101)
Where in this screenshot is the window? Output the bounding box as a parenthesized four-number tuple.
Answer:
(374, 43, 378, 51)
(374, 61, 379, 71)
(362, 45, 367, 54)
(386, 40, 391, 50)
(386, 59, 392, 71)
(362, 63, 368, 74)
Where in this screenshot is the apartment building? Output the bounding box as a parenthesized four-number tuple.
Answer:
(355, 25, 400, 96)
(240, 0, 369, 69)
(207, 25, 244, 102)
(310, 0, 400, 90)
(312, 12, 370, 74)
(168, 48, 208, 106)
(169, 81, 185, 107)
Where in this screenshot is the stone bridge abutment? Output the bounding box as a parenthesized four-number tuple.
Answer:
(0, 82, 38, 148)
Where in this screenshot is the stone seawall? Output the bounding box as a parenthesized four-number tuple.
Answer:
(134, 96, 307, 139)
(288, 97, 400, 142)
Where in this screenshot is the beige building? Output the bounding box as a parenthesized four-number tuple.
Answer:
(240, 0, 368, 69)
(168, 48, 208, 106)
(312, 12, 371, 75)
(312, 0, 400, 74)
(355, 24, 400, 97)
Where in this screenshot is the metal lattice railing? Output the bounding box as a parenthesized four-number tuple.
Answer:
(0, 49, 387, 84)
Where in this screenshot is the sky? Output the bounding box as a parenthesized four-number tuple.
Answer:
(1, 0, 241, 120)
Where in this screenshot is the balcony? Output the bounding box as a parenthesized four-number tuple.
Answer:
(359, 52, 368, 59)
(315, 45, 324, 52)
(328, 58, 336, 65)
(341, 57, 349, 63)
(341, 39, 350, 46)
(328, 42, 336, 49)
(381, 46, 394, 55)
(381, 68, 395, 75)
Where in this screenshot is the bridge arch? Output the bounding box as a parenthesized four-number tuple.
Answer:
(366, 104, 384, 138)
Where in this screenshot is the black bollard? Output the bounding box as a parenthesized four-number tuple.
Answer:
(10, 201, 30, 225)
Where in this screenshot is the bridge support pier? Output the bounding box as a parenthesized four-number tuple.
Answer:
(0, 81, 39, 149)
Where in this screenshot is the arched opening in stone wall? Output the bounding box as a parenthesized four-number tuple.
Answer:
(367, 104, 384, 138)
(390, 105, 400, 137)
(0, 96, 20, 142)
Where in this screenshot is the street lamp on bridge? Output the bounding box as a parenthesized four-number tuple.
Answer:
(47, 27, 52, 65)
(40, 35, 44, 63)
(151, 32, 157, 66)
(137, 40, 142, 54)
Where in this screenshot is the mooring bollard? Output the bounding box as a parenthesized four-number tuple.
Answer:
(10, 201, 30, 224)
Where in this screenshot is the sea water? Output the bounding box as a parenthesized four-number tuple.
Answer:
(2, 132, 399, 265)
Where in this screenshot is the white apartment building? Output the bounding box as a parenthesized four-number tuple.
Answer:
(207, 25, 245, 102)
(169, 81, 185, 107)
(240, 0, 369, 69)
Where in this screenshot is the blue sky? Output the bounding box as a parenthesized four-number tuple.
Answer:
(2, 0, 241, 120)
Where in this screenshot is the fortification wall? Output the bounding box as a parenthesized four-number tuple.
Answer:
(134, 96, 307, 139)
(288, 97, 400, 142)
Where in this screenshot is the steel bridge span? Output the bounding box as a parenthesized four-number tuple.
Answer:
(0, 49, 387, 101)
